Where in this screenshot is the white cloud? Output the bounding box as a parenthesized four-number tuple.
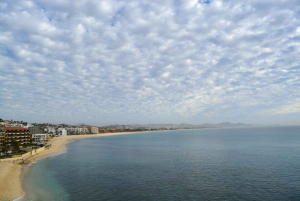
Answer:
(261, 99, 300, 115)
(0, 0, 299, 125)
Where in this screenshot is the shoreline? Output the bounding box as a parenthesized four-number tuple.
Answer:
(26, 131, 148, 163)
(0, 131, 144, 201)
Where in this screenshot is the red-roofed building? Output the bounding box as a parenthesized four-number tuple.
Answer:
(0, 127, 31, 149)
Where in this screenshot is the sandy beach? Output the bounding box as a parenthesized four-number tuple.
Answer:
(0, 163, 22, 201)
(0, 132, 139, 201)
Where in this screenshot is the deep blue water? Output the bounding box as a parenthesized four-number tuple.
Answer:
(20, 126, 300, 201)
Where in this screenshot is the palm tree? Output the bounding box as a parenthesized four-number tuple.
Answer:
(1, 141, 8, 153)
(10, 138, 20, 152)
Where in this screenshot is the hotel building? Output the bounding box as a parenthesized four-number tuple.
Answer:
(0, 127, 31, 147)
(91, 127, 99, 134)
(0, 129, 5, 149)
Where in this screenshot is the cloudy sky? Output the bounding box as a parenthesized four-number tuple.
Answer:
(0, 0, 299, 126)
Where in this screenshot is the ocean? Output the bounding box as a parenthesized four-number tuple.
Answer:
(19, 126, 300, 201)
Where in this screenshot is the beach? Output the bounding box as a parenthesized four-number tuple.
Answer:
(0, 163, 22, 201)
(0, 132, 138, 201)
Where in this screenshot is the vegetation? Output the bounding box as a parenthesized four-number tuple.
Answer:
(1, 141, 8, 152)
(10, 138, 20, 152)
(13, 150, 27, 155)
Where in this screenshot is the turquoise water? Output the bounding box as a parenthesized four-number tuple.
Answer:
(20, 126, 300, 200)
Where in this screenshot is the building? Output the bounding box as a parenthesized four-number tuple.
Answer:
(0, 129, 5, 149)
(26, 123, 32, 128)
(29, 126, 44, 134)
(47, 127, 56, 135)
(57, 128, 67, 136)
(1, 127, 31, 148)
(66, 127, 89, 135)
(32, 134, 51, 145)
(79, 127, 89, 134)
(66, 127, 78, 135)
(90, 127, 99, 134)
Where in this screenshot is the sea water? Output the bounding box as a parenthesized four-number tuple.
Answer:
(20, 126, 300, 201)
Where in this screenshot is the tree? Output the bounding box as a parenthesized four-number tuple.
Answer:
(44, 135, 51, 143)
(1, 141, 8, 152)
(9, 138, 20, 152)
(0, 118, 3, 122)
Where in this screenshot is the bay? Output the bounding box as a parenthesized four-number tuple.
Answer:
(20, 126, 300, 201)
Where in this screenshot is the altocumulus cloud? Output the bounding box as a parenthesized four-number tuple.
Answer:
(0, 0, 299, 125)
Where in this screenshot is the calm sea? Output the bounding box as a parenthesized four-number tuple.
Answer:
(19, 126, 300, 201)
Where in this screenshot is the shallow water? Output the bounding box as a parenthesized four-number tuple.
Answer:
(21, 126, 300, 201)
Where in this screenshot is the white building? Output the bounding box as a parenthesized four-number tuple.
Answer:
(66, 127, 89, 135)
(66, 127, 79, 135)
(57, 128, 67, 136)
(91, 127, 99, 134)
(32, 134, 51, 145)
(77, 127, 84, 134)
(80, 127, 89, 134)
(47, 127, 56, 135)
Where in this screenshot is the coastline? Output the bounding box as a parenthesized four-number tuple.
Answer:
(0, 132, 141, 201)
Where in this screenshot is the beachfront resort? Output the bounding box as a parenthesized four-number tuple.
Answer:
(0, 124, 96, 160)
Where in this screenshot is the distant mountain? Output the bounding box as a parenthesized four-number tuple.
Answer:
(214, 122, 254, 128)
(178, 123, 194, 127)
(75, 123, 91, 127)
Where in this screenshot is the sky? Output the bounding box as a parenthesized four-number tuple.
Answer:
(0, 0, 300, 126)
